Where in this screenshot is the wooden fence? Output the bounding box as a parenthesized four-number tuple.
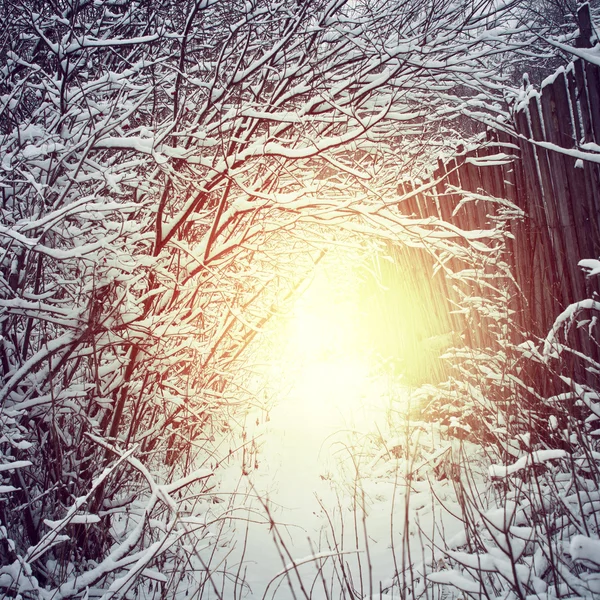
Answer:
(396, 5, 600, 351)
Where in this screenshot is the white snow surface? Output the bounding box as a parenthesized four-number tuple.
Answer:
(179, 355, 467, 600)
(570, 535, 600, 568)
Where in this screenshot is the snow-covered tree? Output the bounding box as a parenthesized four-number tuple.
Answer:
(0, 0, 545, 594)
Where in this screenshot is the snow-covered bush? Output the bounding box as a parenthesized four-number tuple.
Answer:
(426, 259, 600, 600)
(0, 0, 552, 596)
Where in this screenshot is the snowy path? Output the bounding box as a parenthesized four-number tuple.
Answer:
(216, 359, 383, 600)
(189, 358, 466, 600)
(185, 267, 469, 600)
(172, 270, 478, 600)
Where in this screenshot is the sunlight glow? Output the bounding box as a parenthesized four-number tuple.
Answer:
(261, 248, 458, 449)
(279, 251, 457, 393)
(270, 262, 383, 436)
(288, 272, 361, 365)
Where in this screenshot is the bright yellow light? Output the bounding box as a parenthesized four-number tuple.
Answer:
(254, 251, 460, 484)
(268, 263, 383, 439)
(263, 248, 459, 441)
(281, 253, 457, 389)
(287, 268, 362, 365)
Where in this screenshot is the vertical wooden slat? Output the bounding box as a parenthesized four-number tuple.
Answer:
(556, 72, 595, 265)
(466, 150, 489, 230)
(566, 66, 583, 144)
(584, 61, 600, 143)
(465, 151, 482, 194)
(434, 158, 447, 221)
(570, 58, 600, 261)
(528, 94, 573, 312)
(477, 146, 495, 200)
(576, 2, 594, 48)
(497, 132, 518, 206)
(443, 157, 460, 224)
(422, 178, 438, 221)
(494, 131, 525, 333)
(574, 59, 594, 144)
(402, 181, 418, 217)
(454, 153, 471, 231)
(415, 179, 435, 220)
(413, 181, 426, 218)
(396, 181, 409, 216)
(582, 161, 600, 257)
(583, 56, 600, 261)
(540, 73, 586, 302)
(431, 157, 470, 338)
(505, 133, 532, 333)
(457, 146, 491, 347)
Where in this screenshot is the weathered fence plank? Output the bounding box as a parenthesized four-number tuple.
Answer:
(541, 73, 587, 302)
(389, 7, 600, 389)
(394, 51, 599, 364)
(585, 61, 600, 143)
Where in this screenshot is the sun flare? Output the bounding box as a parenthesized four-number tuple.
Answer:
(268, 262, 383, 434)
(288, 270, 363, 365)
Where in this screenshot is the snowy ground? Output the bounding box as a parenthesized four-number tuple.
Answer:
(213, 357, 391, 600)
(186, 357, 470, 600)
(178, 268, 473, 600)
